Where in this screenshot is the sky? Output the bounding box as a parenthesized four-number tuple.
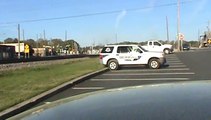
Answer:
(0, 0, 210, 47)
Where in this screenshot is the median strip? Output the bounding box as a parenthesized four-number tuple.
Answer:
(0, 57, 107, 119)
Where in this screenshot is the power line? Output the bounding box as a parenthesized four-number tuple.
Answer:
(0, 0, 193, 25)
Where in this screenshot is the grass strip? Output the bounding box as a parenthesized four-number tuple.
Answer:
(0, 57, 104, 112)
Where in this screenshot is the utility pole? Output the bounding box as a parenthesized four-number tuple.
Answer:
(208, 21, 210, 37)
(18, 24, 21, 59)
(43, 30, 46, 40)
(115, 33, 118, 44)
(198, 29, 200, 46)
(166, 16, 170, 42)
(22, 29, 25, 41)
(65, 30, 67, 41)
(36, 34, 39, 56)
(177, 0, 181, 51)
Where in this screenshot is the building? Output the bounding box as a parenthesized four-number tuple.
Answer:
(2, 43, 25, 53)
(0, 45, 16, 60)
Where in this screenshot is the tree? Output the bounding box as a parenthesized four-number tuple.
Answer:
(24, 39, 37, 48)
(38, 39, 48, 47)
(4, 38, 14, 43)
(51, 38, 64, 47)
(64, 39, 80, 53)
(50, 39, 64, 54)
(188, 41, 199, 47)
(3, 38, 20, 43)
(13, 38, 18, 43)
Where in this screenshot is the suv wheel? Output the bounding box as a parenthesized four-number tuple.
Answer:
(164, 49, 170, 54)
(149, 59, 160, 69)
(108, 59, 119, 70)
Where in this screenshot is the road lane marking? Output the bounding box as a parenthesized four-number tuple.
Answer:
(167, 62, 184, 64)
(166, 58, 179, 59)
(167, 60, 182, 62)
(72, 87, 104, 90)
(103, 72, 195, 76)
(169, 65, 187, 68)
(112, 68, 190, 72)
(167, 61, 182, 63)
(91, 78, 190, 81)
(169, 63, 184, 65)
(166, 58, 180, 60)
(166, 58, 180, 61)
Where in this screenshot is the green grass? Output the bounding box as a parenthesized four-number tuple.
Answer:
(0, 57, 104, 112)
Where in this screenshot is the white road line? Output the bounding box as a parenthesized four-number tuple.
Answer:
(166, 57, 180, 60)
(169, 65, 187, 68)
(166, 57, 179, 59)
(72, 87, 104, 90)
(103, 72, 195, 76)
(166, 59, 181, 61)
(112, 68, 190, 72)
(169, 63, 184, 65)
(166, 58, 180, 60)
(166, 60, 181, 62)
(91, 78, 190, 81)
(167, 62, 183, 64)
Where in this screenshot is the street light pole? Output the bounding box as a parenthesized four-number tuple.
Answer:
(22, 29, 25, 41)
(115, 33, 118, 44)
(43, 30, 46, 40)
(65, 30, 67, 41)
(166, 16, 170, 42)
(208, 21, 210, 38)
(177, 0, 181, 51)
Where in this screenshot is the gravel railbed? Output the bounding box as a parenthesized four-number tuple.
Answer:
(0, 57, 89, 72)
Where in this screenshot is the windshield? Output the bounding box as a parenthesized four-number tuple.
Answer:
(138, 46, 148, 52)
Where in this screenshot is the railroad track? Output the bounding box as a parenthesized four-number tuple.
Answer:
(0, 54, 99, 72)
(0, 54, 98, 64)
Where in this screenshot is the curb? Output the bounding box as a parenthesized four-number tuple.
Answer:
(0, 68, 108, 119)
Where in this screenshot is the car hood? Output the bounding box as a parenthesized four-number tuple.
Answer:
(9, 80, 211, 120)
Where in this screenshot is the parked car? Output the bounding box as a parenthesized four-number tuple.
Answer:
(99, 44, 166, 70)
(183, 44, 190, 51)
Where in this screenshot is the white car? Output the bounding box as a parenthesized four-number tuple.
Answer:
(99, 44, 166, 70)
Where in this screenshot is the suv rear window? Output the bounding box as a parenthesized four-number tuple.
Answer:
(101, 47, 114, 53)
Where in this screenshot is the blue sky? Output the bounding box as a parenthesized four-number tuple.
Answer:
(0, 0, 210, 47)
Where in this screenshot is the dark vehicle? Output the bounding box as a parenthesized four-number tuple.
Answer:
(183, 44, 190, 51)
(9, 81, 211, 120)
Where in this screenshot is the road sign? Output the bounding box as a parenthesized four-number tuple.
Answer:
(208, 39, 211, 44)
(24, 44, 30, 53)
(178, 33, 184, 40)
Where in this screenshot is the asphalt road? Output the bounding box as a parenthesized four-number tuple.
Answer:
(36, 47, 211, 106)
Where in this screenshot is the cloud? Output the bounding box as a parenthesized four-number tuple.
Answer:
(115, 10, 127, 31)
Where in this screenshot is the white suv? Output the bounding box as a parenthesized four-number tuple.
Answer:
(99, 45, 166, 70)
